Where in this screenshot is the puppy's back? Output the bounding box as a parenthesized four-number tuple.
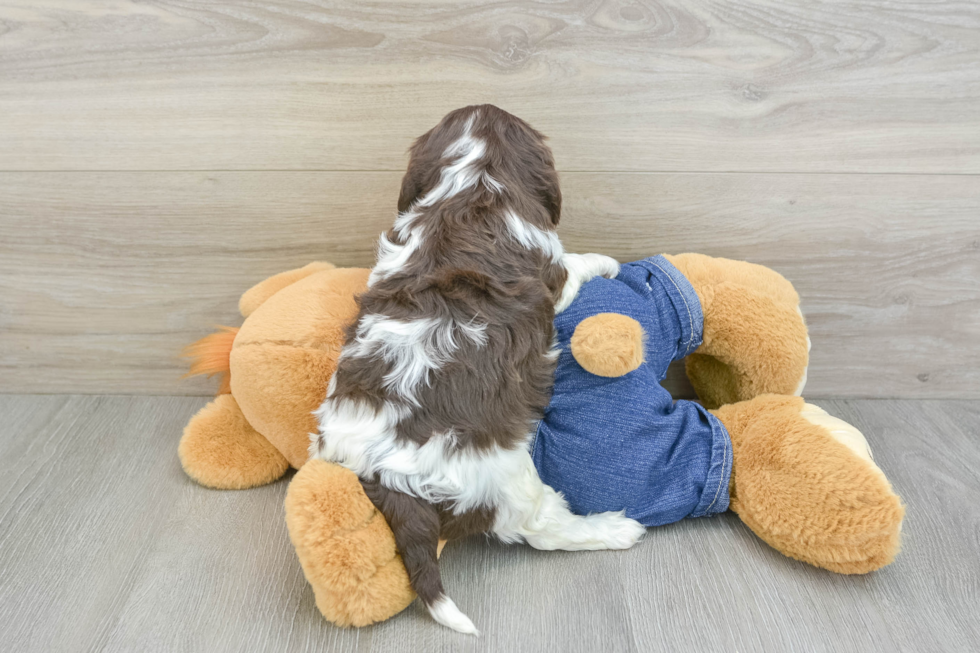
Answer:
(317, 105, 568, 633)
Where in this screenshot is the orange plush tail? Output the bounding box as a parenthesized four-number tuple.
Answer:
(182, 326, 240, 395)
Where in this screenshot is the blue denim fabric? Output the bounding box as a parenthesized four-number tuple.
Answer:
(532, 256, 732, 527)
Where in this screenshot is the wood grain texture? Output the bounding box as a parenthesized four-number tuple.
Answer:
(1, 0, 979, 172)
(2, 171, 977, 397)
(0, 395, 977, 652)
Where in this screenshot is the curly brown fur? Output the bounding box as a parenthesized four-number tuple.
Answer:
(314, 105, 572, 633)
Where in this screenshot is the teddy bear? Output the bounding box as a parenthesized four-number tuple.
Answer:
(179, 253, 904, 628)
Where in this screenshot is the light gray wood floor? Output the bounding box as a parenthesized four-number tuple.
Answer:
(0, 395, 977, 652)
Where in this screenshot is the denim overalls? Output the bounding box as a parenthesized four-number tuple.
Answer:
(531, 256, 733, 527)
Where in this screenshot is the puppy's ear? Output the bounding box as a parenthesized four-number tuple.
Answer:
(543, 171, 562, 226)
(516, 121, 561, 227)
(397, 167, 423, 213)
(398, 132, 432, 213)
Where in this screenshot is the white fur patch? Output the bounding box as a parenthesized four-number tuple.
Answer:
(505, 210, 564, 264)
(490, 445, 646, 551)
(312, 400, 643, 639)
(312, 394, 408, 462)
(428, 595, 479, 636)
(314, 402, 645, 553)
(555, 253, 621, 313)
(544, 330, 562, 364)
(368, 223, 425, 287)
(368, 114, 501, 287)
(316, 405, 530, 512)
(418, 114, 500, 207)
(342, 314, 487, 406)
(544, 346, 561, 364)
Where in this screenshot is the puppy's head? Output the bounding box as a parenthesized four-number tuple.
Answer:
(398, 105, 561, 229)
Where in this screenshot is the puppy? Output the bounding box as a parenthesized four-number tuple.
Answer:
(312, 105, 644, 634)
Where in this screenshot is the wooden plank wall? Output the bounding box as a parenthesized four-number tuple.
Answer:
(1, 1, 978, 398)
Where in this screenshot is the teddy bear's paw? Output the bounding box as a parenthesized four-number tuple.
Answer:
(285, 459, 416, 626)
(178, 394, 289, 489)
(720, 395, 905, 574)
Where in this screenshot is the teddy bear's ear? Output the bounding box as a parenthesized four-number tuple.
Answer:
(239, 261, 336, 317)
(570, 313, 645, 377)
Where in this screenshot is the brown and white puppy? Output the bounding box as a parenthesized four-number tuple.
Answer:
(312, 105, 644, 634)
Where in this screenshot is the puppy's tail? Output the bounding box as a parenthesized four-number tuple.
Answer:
(359, 477, 478, 635)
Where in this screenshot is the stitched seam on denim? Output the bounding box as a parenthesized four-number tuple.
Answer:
(702, 425, 730, 515)
(647, 259, 697, 355)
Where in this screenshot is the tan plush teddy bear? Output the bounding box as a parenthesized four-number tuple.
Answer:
(180, 254, 904, 628)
